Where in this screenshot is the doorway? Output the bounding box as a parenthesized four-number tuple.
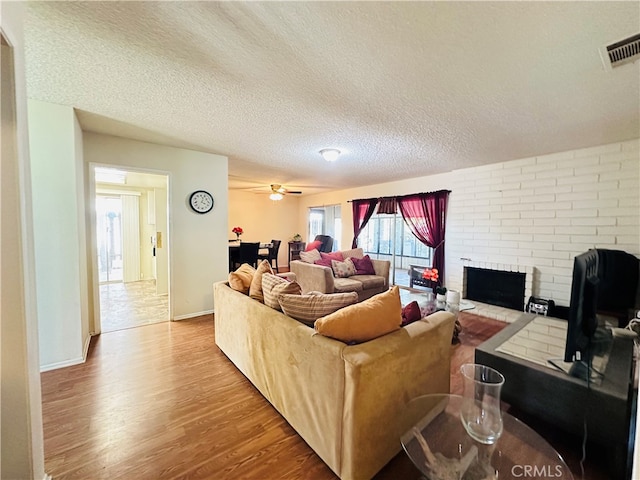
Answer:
(95, 167, 169, 333)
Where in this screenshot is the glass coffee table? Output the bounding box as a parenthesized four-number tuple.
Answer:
(400, 289, 475, 318)
(400, 394, 573, 480)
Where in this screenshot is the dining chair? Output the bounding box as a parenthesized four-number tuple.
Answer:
(233, 242, 260, 269)
(257, 239, 281, 272)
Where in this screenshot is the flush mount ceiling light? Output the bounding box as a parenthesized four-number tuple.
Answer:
(269, 192, 284, 201)
(320, 148, 341, 162)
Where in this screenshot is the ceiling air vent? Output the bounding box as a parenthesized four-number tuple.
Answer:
(601, 33, 640, 70)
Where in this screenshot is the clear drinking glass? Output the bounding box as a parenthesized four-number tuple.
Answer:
(460, 363, 505, 444)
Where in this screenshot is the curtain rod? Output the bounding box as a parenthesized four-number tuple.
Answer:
(346, 189, 451, 203)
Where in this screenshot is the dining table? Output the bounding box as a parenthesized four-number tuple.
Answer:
(228, 241, 273, 271)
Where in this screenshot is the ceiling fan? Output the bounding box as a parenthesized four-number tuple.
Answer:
(271, 184, 302, 195)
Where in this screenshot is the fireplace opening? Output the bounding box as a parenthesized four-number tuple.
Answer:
(465, 267, 526, 311)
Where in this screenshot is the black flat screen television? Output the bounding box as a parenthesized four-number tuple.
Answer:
(564, 250, 600, 362)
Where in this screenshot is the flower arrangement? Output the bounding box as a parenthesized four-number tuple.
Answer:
(422, 267, 439, 284)
(232, 226, 243, 240)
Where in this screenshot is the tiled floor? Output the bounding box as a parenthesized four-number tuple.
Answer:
(99, 280, 169, 333)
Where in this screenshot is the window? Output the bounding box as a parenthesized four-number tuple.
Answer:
(360, 213, 432, 288)
(308, 205, 341, 251)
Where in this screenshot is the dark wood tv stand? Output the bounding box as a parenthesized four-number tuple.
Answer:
(476, 313, 637, 478)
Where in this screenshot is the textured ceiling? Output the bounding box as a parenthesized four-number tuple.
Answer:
(24, 2, 640, 194)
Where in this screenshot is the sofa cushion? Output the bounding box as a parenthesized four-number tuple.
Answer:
(299, 248, 321, 264)
(340, 248, 365, 260)
(350, 274, 385, 290)
(331, 258, 357, 278)
(314, 286, 402, 343)
(333, 277, 364, 293)
(401, 300, 422, 326)
(279, 291, 359, 326)
(249, 260, 274, 303)
(228, 263, 256, 294)
(350, 255, 376, 275)
(262, 273, 302, 310)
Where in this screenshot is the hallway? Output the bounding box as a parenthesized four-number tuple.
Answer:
(99, 280, 168, 332)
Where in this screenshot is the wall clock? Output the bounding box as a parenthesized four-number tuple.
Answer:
(189, 190, 214, 214)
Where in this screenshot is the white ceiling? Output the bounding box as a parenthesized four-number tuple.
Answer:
(24, 2, 640, 195)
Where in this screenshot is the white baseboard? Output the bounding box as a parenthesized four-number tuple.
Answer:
(173, 309, 213, 321)
(40, 356, 84, 372)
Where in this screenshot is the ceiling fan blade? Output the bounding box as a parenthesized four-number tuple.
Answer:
(287, 190, 302, 195)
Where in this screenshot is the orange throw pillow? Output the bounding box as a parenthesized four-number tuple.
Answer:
(249, 260, 274, 303)
(228, 263, 256, 294)
(314, 286, 402, 343)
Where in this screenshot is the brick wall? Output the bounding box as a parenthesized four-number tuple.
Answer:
(446, 139, 640, 307)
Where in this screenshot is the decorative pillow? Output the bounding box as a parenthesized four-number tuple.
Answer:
(279, 291, 359, 326)
(350, 255, 376, 275)
(331, 258, 357, 278)
(262, 273, 302, 310)
(321, 251, 344, 262)
(305, 240, 322, 252)
(228, 263, 256, 294)
(315, 250, 344, 267)
(401, 300, 422, 326)
(299, 249, 322, 264)
(314, 257, 333, 267)
(249, 260, 274, 303)
(315, 286, 402, 343)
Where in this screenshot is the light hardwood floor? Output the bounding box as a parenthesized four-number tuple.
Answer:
(41, 313, 608, 479)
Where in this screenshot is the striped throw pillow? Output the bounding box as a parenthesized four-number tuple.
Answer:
(278, 291, 359, 326)
(262, 273, 301, 310)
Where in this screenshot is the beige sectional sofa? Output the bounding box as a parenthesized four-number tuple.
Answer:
(213, 280, 455, 480)
(290, 247, 390, 302)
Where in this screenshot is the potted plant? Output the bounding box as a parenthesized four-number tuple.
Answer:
(292, 233, 302, 242)
(435, 286, 447, 302)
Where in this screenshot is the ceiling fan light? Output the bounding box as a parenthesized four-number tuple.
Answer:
(269, 192, 283, 201)
(320, 148, 341, 162)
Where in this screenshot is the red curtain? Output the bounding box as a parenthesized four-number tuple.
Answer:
(351, 198, 378, 248)
(376, 196, 397, 215)
(397, 190, 450, 282)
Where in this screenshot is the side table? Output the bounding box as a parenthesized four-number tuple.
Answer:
(288, 241, 305, 264)
(401, 394, 573, 480)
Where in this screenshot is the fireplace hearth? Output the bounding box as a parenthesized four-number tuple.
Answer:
(465, 267, 526, 311)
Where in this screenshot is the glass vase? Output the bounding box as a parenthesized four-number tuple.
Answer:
(460, 363, 505, 444)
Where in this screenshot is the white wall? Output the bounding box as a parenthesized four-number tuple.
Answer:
(228, 190, 300, 269)
(446, 140, 639, 305)
(0, 2, 46, 478)
(299, 139, 640, 307)
(84, 133, 228, 318)
(28, 99, 88, 371)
